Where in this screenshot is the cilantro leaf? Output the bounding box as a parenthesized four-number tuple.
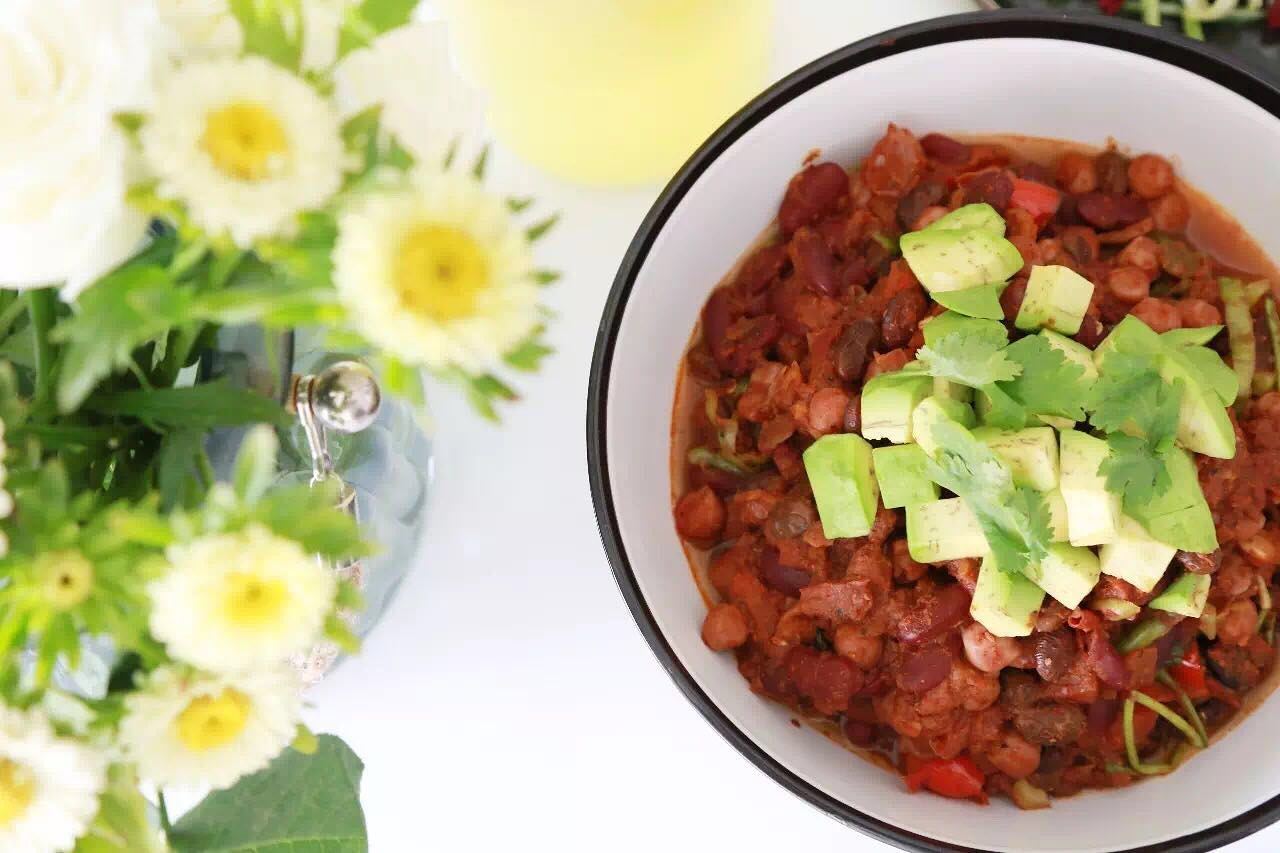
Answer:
(1100, 432, 1173, 509)
(999, 335, 1092, 422)
(978, 384, 1028, 430)
(917, 328, 1021, 388)
(924, 419, 1053, 574)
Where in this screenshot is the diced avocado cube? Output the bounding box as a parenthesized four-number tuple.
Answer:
(1098, 514, 1177, 592)
(1148, 572, 1212, 618)
(1058, 429, 1121, 546)
(1162, 326, 1223, 348)
(1037, 415, 1076, 430)
(900, 228, 1023, 294)
(931, 282, 1007, 320)
(802, 434, 879, 539)
(972, 426, 1060, 490)
(1015, 265, 1094, 335)
(934, 377, 973, 404)
(907, 498, 988, 563)
(924, 203, 1006, 236)
(1093, 314, 1166, 365)
(912, 396, 976, 457)
(922, 312, 1007, 347)
(1180, 345, 1238, 407)
(1162, 348, 1237, 459)
(1042, 328, 1100, 383)
(1023, 543, 1101, 609)
(1043, 488, 1070, 542)
(1126, 447, 1218, 553)
(872, 444, 939, 509)
(860, 369, 933, 444)
(971, 554, 1045, 637)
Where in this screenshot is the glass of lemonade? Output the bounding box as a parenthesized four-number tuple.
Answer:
(441, 0, 774, 187)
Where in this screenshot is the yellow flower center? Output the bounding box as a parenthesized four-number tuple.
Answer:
(393, 225, 490, 323)
(0, 759, 35, 827)
(223, 572, 287, 627)
(37, 551, 94, 611)
(200, 102, 289, 181)
(176, 689, 252, 752)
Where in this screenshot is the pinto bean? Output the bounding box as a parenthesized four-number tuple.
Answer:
(843, 394, 861, 433)
(767, 497, 815, 541)
(961, 622, 1022, 673)
(674, 486, 726, 541)
(806, 387, 849, 436)
(702, 603, 749, 651)
(1033, 629, 1077, 683)
(1175, 549, 1222, 575)
(882, 286, 927, 348)
(1077, 192, 1148, 230)
(779, 162, 849, 237)
(921, 132, 971, 164)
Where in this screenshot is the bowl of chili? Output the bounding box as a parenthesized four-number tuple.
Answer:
(589, 10, 1280, 853)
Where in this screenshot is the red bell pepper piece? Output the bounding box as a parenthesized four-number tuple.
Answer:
(904, 755, 987, 801)
(1009, 178, 1061, 226)
(1170, 645, 1210, 701)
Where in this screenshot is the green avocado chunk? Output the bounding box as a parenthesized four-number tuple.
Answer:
(924, 203, 1006, 235)
(931, 282, 1007, 320)
(900, 228, 1023, 294)
(872, 444, 939, 509)
(971, 554, 1045, 638)
(906, 498, 988, 563)
(1148, 572, 1212, 618)
(802, 434, 879, 539)
(971, 426, 1060, 491)
(1023, 542, 1101, 610)
(1015, 265, 1095, 335)
(1058, 429, 1121, 547)
(1125, 447, 1218, 553)
(860, 367, 933, 444)
(922, 312, 1007, 347)
(1098, 513, 1177, 593)
(912, 396, 976, 457)
(1162, 326, 1224, 348)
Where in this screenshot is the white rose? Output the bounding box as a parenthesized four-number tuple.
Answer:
(0, 0, 166, 299)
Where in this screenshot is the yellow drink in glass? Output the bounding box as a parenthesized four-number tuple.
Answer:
(442, 0, 773, 187)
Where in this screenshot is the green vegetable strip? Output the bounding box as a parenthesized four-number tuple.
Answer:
(1124, 697, 1172, 775)
(1220, 278, 1256, 403)
(1132, 690, 1205, 748)
(1121, 1, 1266, 21)
(1182, 13, 1205, 39)
(1266, 299, 1280, 392)
(1244, 280, 1272, 308)
(1140, 0, 1162, 25)
(1155, 672, 1210, 747)
(687, 447, 749, 476)
(1117, 618, 1171, 653)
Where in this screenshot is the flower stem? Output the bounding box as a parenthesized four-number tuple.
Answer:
(26, 288, 58, 411)
(157, 788, 172, 835)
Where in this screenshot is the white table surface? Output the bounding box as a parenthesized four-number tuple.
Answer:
(302, 2, 1279, 850)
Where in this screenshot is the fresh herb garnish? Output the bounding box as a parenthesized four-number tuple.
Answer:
(1000, 334, 1092, 423)
(916, 326, 1021, 389)
(924, 418, 1054, 574)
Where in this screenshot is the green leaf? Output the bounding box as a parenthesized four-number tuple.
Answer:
(87, 382, 291, 430)
(233, 426, 280, 505)
(507, 196, 535, 214)
(526, 213, 560, 243)
(227, 0, 303, 70)
(503, 327, 553, 372)
(471, 144, 490, 180)
(917, 327, 1021, 388)
(74, 766, 167, 853)
(930, 283, 1006, 320)
(1000, 334, 1092, 422)
(52, 265, 188, 414)
(533, 269, 561, 287)
(252, 482, 371, 559)
(169, 735, 368, 853)
(1101, 432, 1173, 510)
(156, 430, 208, 511)
(337, 0, 418, 60)
(978, 384, 1028, 430)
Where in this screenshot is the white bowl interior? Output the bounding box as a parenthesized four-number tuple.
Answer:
(604, 37, 1280, 853)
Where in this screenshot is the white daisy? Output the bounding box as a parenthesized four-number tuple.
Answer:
(156, 0, 242, 59)
(332, 168, 540, 373)
(149, 525, 336, 673)
(119, 665, 301, 790)
(140, 56, 345, 246)
(0, 705, 105, 853)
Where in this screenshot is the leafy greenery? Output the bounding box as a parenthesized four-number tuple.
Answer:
(917, 325, 1021, 388)
(86, 382, 292, 430)
(228, 0, 304, 70)
(1000, 334, 1092, 423)
(1088, 351, 1183, 509)
(170, 735, 368, 853)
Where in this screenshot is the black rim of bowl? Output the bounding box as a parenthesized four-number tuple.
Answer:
(587, 10, 1280, 853)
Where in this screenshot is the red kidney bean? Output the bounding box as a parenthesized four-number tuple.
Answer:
(881, 286, 927, 348)
(839, 256, 871, 290)
(1087, 698, 1121, 736)
(1075, 315, 1105, 349)
(843, 719, 875, 747)
(1054, 193, 1082, 226)
(701, 288, 731, 367)
(894, 584, 972, 645)
(896, 179, 946, 230)
(962, 170, 1014, 212)
(1000, 278, 1028, 321)
(1033, 629, 1076, 683)
(735, 243, 789, 298)
(835, 318, 880, 382)
(921, 133, 971, 164)
(789, 226, 839, 296)
(900, 645, 953, 693)
(768, 496, 815, 540)
(843, 394, 861, 434)
(1087, 632, 1129, 690)
(779, 162, 849, 237)
(1059, 226, 1099, 265)
(760, 547, 812, 597)
(1095, 150, 1130, 194)
(1015, 161, 1055, 185)
(1076, 192, 1149, 230)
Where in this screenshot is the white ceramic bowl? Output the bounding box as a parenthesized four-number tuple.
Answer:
(588, 11, 1280, 853)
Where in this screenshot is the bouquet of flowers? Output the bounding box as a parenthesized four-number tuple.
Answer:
(0, 1, 555, 850)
